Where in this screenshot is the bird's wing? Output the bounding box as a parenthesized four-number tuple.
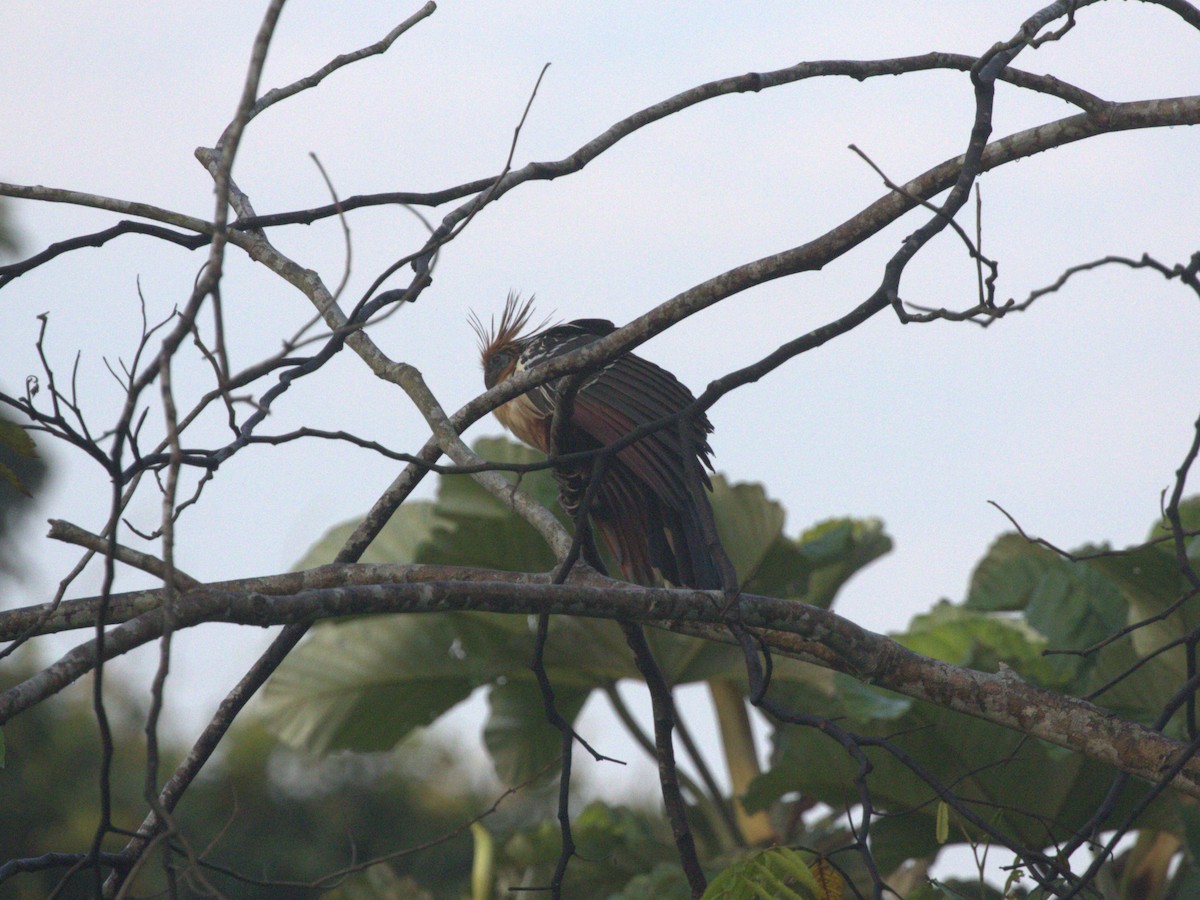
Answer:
(518, 330, 712, 507)
(515, 321, 720, 588)
(568, 353, 712, 509)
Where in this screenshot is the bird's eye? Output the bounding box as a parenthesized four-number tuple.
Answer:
(493, 349, 513, 366)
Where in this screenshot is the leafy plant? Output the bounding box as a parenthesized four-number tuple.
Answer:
(261, 438, 1200, 896)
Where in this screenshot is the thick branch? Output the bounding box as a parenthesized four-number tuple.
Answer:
(4, 565, 1200, 801)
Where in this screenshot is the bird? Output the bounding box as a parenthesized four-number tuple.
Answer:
(471, 293, 721, 590)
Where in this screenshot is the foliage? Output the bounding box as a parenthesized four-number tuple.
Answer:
(261, 438, 1200, 897)
(0, 649, 576, 898)
(6, 435, 1196, 896)
(0, 197, 19, 257)
(265, 437, 891, 776)
(700, 847, 820, 899)
(0, 412, 45, 577)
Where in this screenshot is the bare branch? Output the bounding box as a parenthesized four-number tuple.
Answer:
(247, 3, 437, 121)
(46, 519, 199, 590)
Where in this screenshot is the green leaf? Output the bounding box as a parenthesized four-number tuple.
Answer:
(502, 800, 684, 896)
(898, 601, 1060, 686)
(834, 675, 912, 724)
(1179, 799, 1200, 864)
(0, 419, 37, 458)
(794, 518, 892, 610)
(741, 535, 811, 600)
(869, 813, 943, 879)
(292, 437, 561, 574)
(638, 626, 744, 686)
(1088, 544, 1198, 681)
(751, 673, 1178, 861)
(293, 500, 440, 569)
(535, 617, 643, 683)
(573, 800, 665, 858)
(710, 477, 785, 588)
(702, 847, 819, 899)
(744, 517, 891, 609)
(746, 593, 1181, 859)
(903, 884, 947, 900)
(1081, 619, 1181, 729)
(482, 679, 590, 784)
(1148, 496, 1200, 543)
(935, 800, 949, 844)
(0, 461, 31, 497)
(964, 524, 1200, 713)
(260, 610, 636, 755)
(965, 534, 1125, 686)
(260, 613, 486, 753)
(1171, 496, 1200, 569)
(416, 440, 561, 573)
(278, 440, 889, 774)
(0, 417, 41, 498)
(441, 436, 563, 517)
(742, 680, 846, 814)
(610, 862, 692, 900)
(502, 819, 563, 868)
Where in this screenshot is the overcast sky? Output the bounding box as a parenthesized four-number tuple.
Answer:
(3, 0, 1200, 856)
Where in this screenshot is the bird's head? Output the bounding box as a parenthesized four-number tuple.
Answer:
(469, 292, 546, 388)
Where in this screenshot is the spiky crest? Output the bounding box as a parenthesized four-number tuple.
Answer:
(469, 292, 544, 364)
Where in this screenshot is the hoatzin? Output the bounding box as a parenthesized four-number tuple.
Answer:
(472, 294, 721, 589)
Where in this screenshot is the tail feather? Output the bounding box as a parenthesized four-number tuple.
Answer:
(595, 466, 722, 590)
(666, 491, 722, 590)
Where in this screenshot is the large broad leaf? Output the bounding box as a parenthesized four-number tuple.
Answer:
(270, 437, 891, 755)
(260, 613, 491, 753)
(0, 418, 40, 497)
(440, 436, 563, 518)
(645, 630, 749, 687)
(898, 602, 1061, 687)
(292, 500, 440, 569)
(483, 679, 591, 784)
(796, 518, 891, 610)
(261, 610, 637, 755)
(418, 437, 564, 573)
(267, 439, 563, 753)
(292, 438, 563, 573)
(1087, 543, 1199, 683)
(745, 605, 1179, 855)
(749, 679, 1176, 857)
(647, 490, 891, 684)
(965, 533, 1126, 688)
(532, 617, 642, 684)
(965, 519, 1200, 726)
(743, 517, 891, 609)
(1147, 496, 1200, 555)
(710, 478, 785, 587)
(966, 534, 1127, 651)
(968, 505, 1200, 673)
(1077, 632, 1180, 731)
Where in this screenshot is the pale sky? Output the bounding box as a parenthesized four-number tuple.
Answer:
(3, 1, 1200, 869)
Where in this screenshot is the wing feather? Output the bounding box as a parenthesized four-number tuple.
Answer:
(508, 318, 722, 588)
(573, 355, 711, 504)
